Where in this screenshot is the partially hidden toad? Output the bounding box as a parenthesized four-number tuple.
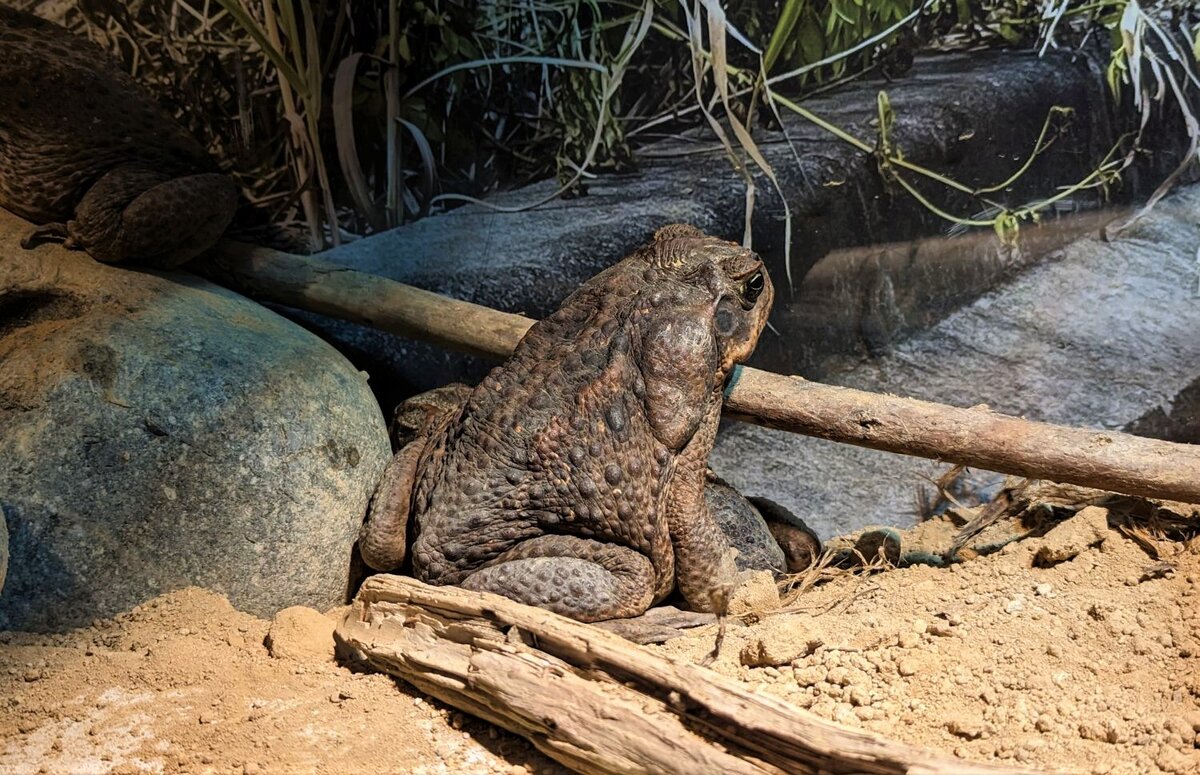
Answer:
(0, 6, 237, 267)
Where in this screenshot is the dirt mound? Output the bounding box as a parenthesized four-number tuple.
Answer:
(657, 509, 1200, 775)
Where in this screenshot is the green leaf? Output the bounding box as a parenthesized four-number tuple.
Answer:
(763, 0, 807, 75)
(443, 28, 460, 58)
(997, 23, 1024, 44)
(876, 90, 896, 158)
(954, 0, 972, 26)
(798, 13, 824, 64)
(1106, 56, 1122, 96)
(993, 212, 1020, 246)
(830, 0, 857, 26)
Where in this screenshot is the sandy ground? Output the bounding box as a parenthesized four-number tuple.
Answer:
(0, 503, 1196, 775)
(661, 507, 1200, 775)
(0, 593, 564, 775)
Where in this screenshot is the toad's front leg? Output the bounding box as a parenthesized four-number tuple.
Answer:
(664, 403, 740, 616)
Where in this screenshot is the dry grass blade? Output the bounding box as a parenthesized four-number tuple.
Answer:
(1103, 2, 1200, 237)
(777, 548, 887, 615)
(400, 55, 608, 102)
(217, 0, 323, 248)
(289, 0, 339, 247)
(398, 119, 437, 220)
(332, 53, 385, 232)
(384, 0, 401, 228)
(212, 0, 303, 89)
(682, 1, 755, 244)
(686, 0, 795, 279)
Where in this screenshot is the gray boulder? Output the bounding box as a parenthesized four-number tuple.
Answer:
(0, 234, 391, 631)
(711, 183, 1200, 539)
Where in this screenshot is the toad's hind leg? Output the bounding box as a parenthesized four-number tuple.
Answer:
(460, 535, 655, 622)
(69, 166, 238, 268)
(359, 442, 425, 572)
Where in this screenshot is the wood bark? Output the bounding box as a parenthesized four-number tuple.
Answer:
(336, 574, 1046, 775)
(200, 240, 1200, 504)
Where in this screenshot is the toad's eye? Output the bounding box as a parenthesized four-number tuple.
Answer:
(742, 271, 764, 305)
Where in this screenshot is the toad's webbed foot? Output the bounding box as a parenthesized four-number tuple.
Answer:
(749, 497, 823, 574)
(20, 222, 70, 250)
(459, 535, 655, 623)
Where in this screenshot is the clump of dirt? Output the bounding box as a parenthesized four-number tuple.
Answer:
(657, 507, 1200, 775)
(0, 589, 563, 775)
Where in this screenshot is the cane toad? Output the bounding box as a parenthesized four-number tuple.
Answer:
(359, 225, 775, 622)
(0, 6, 237, 267)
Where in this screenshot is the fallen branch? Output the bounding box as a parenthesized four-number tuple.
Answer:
(336, 574, 1045, 775)
(202, 240, 532, 360)
(723, 368, 1200, 504)
(199, 240, 1200, 504)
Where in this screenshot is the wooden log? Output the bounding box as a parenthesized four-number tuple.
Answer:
(722, 369, 1200, 504)
(202, 240, 532, 360)
(336, 574, 1046, 775)
(200, 240, 1200, 504)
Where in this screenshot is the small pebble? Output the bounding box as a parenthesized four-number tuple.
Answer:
(928, 622, 954, 637)
(947, 717, 985, 740)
